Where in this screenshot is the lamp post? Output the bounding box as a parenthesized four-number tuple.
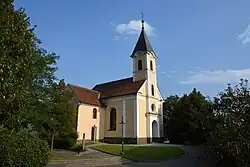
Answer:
(120, 115, 125, 155)
(50, 117, 54, 153)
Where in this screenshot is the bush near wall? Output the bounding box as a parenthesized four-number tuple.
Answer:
(45, 130, 78, 149)
(0, 130, 50, 167)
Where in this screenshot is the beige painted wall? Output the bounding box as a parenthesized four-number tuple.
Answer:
(138, 97, 147, 138)
(149, 98, 162, 114)
(125, 99, 134, 137)
(132, 52, 147, 81)
(104, 100, 123, 137)
(134, 52, 163, 101)
(77, 104, 105, 141)
(139, 81, 162, 101)
(138, 81, 146, 95)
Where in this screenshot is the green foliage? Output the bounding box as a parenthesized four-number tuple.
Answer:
(71, 144, 86, 154)
(1, 0, 78, 148)
(0, 130, 50, 167)
(52, 130, 78, 149)
(164, 89, 213, 144)
(46, 80, 78, 149)
(206, 79, 250, 167)
(0, 0, 58, 132)
(0, 0, 80, 165)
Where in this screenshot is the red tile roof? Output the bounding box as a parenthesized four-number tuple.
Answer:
(69, 77, 145, 106)
(69, 85, 101, 106)
(93, 77, 145, 99)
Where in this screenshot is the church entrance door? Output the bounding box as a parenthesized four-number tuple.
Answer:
(152, 120, 158, 142)
(91, 126, 97, 141)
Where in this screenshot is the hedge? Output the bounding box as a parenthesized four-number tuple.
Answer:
(0, 130, 50, 167)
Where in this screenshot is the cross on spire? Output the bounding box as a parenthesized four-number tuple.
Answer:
(130, 12, 156, 57)
(141, 12, 145, 29)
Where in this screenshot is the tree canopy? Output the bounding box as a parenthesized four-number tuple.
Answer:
(163, 80, 250, 167)
(206, 79, 250, 167)
(0, 1, 78, 165)
(163, 88, 213, 144)
(0, 0, 59, 132)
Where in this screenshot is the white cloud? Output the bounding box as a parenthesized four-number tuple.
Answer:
(113, 36, 120, 41)
(180, 69, 250, 85)
(160, 71, 172, 78)
(170, 70, 176, 73)
(113, 36, 128, 41)
(115, 20, 155, 37)
(238, 24, 250, 45)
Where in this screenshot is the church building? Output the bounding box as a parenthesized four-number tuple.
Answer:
(69, 19, 164, 144)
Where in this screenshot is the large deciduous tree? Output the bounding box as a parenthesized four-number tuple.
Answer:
(164, 88, 213, 144)
(0, 1, 62, 165)
(44, 80, 78, 149)
(206, 79, 250, 167)
(0, 0, 58, 132)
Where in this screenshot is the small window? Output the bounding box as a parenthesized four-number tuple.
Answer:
(110, 108, 116, 130)
(93, 108, 97, 119)
(151, 104, 155, 112)
(151, 85, 154, 96)
(150, 60, 153, 71)
(138, 60, 142, 70)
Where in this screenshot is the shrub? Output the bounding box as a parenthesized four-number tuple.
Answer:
(204, 80, 250, 167)
(52, 130, 78, 149)
(205, 122, 250, 167)
(71, 144, 86, 154)
(0, 130, 50, 167)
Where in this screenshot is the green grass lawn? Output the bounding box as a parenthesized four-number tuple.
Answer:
(91, 144, 185, 161)
(85, 141, 99, 146)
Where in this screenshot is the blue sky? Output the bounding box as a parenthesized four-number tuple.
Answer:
(15, 0, 250, 98)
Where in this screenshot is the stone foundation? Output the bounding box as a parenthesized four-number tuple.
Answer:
(76, 139, 104, 144)
(103, 137, 137, 144)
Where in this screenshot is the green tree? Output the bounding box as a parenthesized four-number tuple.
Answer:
(45, 80, 78, 150)
(206, 79, 250, 167)
(0, 1, 61, 165)
(0, 0, 58, 132)
(164, 88, 212, 144)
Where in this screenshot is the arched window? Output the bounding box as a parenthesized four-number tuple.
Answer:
(150, 60, 153, 71)
(110, 108, 116, 130)
(151, 104, 155, 112)
(151, 85, 154, 96)
(138, 60, 142, 70)
(93, 108, 97, 119)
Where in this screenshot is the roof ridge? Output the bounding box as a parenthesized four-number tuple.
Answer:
(69, 84, 100, 94)
(94, 77, 133, 86)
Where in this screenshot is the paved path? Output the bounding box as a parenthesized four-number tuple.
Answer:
(47, 144, 217, 167)
(48, 147, 132, 167)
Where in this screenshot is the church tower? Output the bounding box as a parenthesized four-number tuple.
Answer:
(131, 17, 164, 143)
(131, 18, 158, 98)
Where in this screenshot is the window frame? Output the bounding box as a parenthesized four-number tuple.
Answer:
(109, 108, 116, 131)
(151, 104, 155, 112)
(138, 60, 142, 71)
(151, 85, 155, 96)
(150, 60, 153, 71)
(93, 108, 97, 119)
